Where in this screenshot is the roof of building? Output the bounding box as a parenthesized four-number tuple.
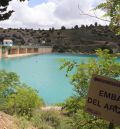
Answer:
(3, 39, 13, 41)
(3, 39, 13, 43)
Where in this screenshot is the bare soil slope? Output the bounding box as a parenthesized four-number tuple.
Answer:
(0, 111, 37, 129)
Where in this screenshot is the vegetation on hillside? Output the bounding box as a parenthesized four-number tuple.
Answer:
(0, 24, 120, 53)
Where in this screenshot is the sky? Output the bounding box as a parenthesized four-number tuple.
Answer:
(0, 0, 107, 29)
(28, 0, 48, 7)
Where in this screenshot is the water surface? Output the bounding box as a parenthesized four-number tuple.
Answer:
(0, 54, 118, 104)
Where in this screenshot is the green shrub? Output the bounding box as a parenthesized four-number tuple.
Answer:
(60, 49, 120, 128)
(31, 110, 72, 129)
(71, 109, 108, 129)
(0, 70, 44, 118)
(31, 110, 60, 129)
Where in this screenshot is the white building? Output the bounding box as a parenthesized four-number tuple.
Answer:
(42, 40, 46, 44)
(3, 39, 13, 47)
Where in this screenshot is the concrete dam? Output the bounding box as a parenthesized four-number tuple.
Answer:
(0, 46, 53, 58)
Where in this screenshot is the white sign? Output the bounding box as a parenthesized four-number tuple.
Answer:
(85, 75, 120, 124)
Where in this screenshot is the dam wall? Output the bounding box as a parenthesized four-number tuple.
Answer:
(0, 46, 53, 58)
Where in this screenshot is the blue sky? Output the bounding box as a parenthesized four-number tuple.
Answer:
(28, 0, 48, 7)
(28, 0, 104, 7)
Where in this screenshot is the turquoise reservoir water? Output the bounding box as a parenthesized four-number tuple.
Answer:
(0, 54, 119, 104)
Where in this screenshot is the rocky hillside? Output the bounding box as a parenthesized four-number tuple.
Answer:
(0, 23, 120, 53)
(0, 111, 37, 129)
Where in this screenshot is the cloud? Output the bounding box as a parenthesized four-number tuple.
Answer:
(91, 0, 106, 7)
(0, 0, 108, 29)
(54, 0, 91, 20)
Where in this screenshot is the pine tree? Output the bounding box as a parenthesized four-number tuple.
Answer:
(0, 0, 25, 21)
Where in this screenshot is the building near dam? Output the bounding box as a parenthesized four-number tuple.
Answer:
(3, 38, 13, 47)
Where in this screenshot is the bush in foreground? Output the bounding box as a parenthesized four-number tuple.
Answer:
(60, 49, 120, 129)
(0, 70, 44, 118)
(31, 110, 72, 129)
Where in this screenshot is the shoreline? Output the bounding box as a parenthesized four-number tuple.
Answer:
(7, 53, 40, 58)
(0, 51, 97, 59)
(53, 52, 97, 56)
(0, 53, 48, 59)
(0, 51, 119, 59)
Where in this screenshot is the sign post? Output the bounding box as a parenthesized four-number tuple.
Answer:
(85, 75, 120, 128)
(109, 123, 114, 129)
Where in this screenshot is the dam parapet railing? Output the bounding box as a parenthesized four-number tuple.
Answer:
(0, 45, 53, 58)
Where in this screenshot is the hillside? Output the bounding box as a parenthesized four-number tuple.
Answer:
(0, 23, 120, 53)
(0, 111, 37, 129)
(0, 111, 18, 129)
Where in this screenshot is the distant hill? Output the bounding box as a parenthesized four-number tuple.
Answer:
(0, 23, 120, 53)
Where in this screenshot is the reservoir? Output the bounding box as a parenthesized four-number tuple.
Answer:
(0, 54, 119, 104)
